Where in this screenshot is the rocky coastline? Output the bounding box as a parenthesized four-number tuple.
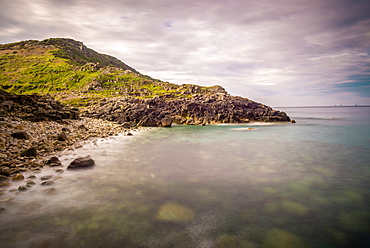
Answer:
(0, 90, 133, 195)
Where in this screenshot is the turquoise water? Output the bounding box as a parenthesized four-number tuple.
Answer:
(1, 107, 370, 247)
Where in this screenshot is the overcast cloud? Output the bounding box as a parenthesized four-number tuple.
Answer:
(1, 0, 369, 106)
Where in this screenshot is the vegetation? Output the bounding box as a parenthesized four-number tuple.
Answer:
(0, 38, 225, 106)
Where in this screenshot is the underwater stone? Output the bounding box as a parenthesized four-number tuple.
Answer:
(155, 203, 195, 222)
(263, 228, 307, 248)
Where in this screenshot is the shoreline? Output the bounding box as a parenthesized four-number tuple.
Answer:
(0, 117, 136, 195)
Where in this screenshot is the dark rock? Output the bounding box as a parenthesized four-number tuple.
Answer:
(78, 124, 88, 131)
(0, 167, 10, 176)
(18, 185, 28, 191)
(26, 180, 36, 186)
(45, 156, 63, 167)
(62, 127, 71, 132)
(21, 147, 38, 157)
(0, 175, 8, 182)
(56, 132, 68, 141)
(41, 175, 53, 180)
(11, 131, 31, 140)
(126, 132, 133, 136)
(67, 156, 95, 169)
(41, 180, 54, 186)
(291, 120, 296, 123)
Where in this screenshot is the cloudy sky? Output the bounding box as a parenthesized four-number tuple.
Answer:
(1, 0, 369, 106)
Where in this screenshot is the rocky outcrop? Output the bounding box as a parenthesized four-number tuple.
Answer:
(81, 91, 290, 127)
(0, 90, 79, 121)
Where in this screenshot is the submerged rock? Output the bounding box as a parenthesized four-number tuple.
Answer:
(263, 228, 306, 248)
(155, 203, 195, 222)
(67, 156, 95, 169)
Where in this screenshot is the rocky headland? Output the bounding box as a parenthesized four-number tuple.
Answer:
(0, 38, 291, 195)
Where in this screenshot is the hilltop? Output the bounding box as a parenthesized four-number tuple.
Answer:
(0, 38, 290, 126)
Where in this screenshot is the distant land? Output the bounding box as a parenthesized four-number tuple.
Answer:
(0, 38, 290, 126)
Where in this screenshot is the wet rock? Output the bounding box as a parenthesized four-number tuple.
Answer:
(0, 175, 8, 182)
(12, 174, 25, 181)
(41, 180, 54, 186)
(291, 120, 296, 123)
(41, 175, 53, 181)
(78, 124, 88, 131)
(126, 132, 133, 136)
(62, 127, 71, 132)
(0, 153, 8, 159)
(67, 156, 95, 169)
(45, 156, 62, 167)
(26, 180, 36, 187)
(20, 147, 38, 157)
(56, 132, 68, 141)
(18, 185, 28, 191)
(11, 131, 31, 140)
(0, 182, 12, 187)
(27, 175, 36, 179)
(155, 203, 195, 222)
(54, 169, 64, 173)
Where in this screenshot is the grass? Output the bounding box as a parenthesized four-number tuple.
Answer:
(1, 38, 224, 106)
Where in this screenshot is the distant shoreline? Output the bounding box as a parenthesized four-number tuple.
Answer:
(275, 105, 370, 109)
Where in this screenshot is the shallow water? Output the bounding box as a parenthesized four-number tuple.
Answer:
(1, 107, 370, 248)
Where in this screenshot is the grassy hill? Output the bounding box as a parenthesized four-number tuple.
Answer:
(0, 38, 225, 106)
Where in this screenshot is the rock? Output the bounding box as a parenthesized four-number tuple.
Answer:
(67, 156, 95, 169)
(0, 175, 8, 182)
(1, 101, 14, 110)
(26, 180, 36, 186)
(18, 185, 28, 191)
(0, 153, 8, 159)
(160, 117, 172, 127)
(0, 167, 10, 176)
(263, 228, 306, 248)
(11, 131, 31, 140)
(43, 188, 57, 195)
(41, 175, 53, 180)
(45, 156, 62, 167)
(41, 181, 54, 186)
(62, 127, 71, 132)
(78, 124, 88, 131)
(291, 120, 296, 123)
(21, 147, 38, 157)
(54, 169, 64, 173)
(56, 132, 68, 141)
(126, 132, 133, 136)
(155, 203, 195, 222)
(12, 174, 25, 181)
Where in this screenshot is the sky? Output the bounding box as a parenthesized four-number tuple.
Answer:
(1, 0, 370, 106)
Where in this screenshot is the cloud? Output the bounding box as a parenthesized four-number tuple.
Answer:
(1, 0, 369, 106)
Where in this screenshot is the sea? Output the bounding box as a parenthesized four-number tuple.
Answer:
(1, 106, 370, 248)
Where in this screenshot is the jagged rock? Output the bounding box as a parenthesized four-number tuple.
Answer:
(11, 131, 31, 140)
(67, 156, 95, 169)
(21, 147, 38, 157)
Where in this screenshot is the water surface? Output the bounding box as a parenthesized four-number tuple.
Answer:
(1, 107, 370, 247)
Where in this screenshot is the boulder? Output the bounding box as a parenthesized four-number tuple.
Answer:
(67, 156, 95, 169)
(21, 147, 38, 157)
(11, 131, 31, 140)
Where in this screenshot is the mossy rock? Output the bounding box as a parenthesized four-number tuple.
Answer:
(263, 228, 307, 248)
(154, 203, 195, 222)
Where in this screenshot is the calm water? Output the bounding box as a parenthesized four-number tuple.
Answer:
(1, 107, 370, 248)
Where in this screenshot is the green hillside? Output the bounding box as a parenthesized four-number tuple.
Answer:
(0, 38, 223, 106)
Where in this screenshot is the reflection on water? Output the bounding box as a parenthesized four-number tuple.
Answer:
(1, 107, 370, 248)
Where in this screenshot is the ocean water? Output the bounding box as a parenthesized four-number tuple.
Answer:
(1, 106, 370, 248)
